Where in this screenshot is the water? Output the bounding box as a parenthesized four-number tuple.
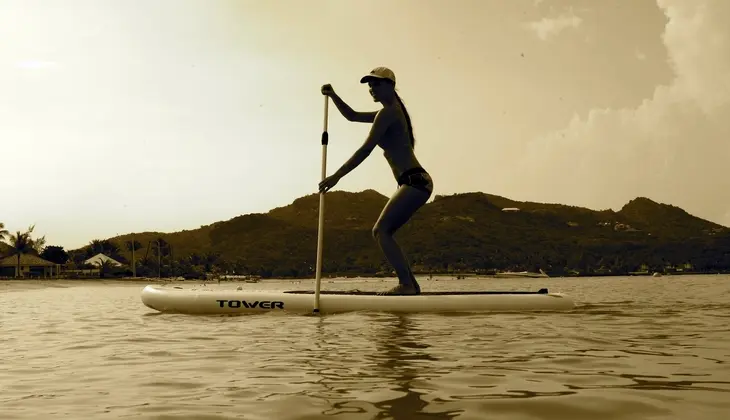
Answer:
(1, 275, 729, 419)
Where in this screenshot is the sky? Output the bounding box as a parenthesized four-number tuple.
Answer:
(1, 0, 728, 250)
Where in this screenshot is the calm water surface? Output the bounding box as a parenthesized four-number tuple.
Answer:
(1, 275, 729, 419)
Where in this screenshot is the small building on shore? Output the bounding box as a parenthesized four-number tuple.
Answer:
(0, 254, 60, 278)
(84, 253, 123, 267)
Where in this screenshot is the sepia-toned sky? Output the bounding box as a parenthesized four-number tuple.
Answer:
(1, 0, 728, 250)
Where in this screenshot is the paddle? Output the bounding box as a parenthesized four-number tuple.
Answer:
(313, 95, 329, 313)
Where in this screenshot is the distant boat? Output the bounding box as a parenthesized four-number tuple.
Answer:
(495, 269, 549, 278)
(218, 274, 260, 283)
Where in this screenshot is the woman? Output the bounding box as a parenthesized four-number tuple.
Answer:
(318, 67, 433, 295)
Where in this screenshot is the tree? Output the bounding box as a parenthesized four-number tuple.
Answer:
(7, 225, 38, 277)
(145, 238, 172, 278)
(0, 222, 8, 243)
(0, 222, 8, 258)
(87, 239, 123, 261)
(98, 259, 120, 278)
(126, 239, 142, 277)
(31, 229, 46, 254)
(87, 239, 105, 256)
(40, 245, 69, 265)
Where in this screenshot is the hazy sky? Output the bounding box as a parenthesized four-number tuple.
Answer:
(2, 0, 728, 250)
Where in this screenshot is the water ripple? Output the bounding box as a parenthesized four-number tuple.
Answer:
(1, 276, 730, 419)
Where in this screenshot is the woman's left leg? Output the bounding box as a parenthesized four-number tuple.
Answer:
(372, 184, 431, 295)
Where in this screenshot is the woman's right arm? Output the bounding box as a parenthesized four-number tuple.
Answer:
(322, 84, 376, 123)
(330, 94, 377, 123)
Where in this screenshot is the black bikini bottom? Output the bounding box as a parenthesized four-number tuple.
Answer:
(397, 167, 433, 195)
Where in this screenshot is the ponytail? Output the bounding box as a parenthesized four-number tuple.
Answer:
(394, 92, 415, 148)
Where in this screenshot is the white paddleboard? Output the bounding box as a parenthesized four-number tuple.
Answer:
(140, 285, 575, 314)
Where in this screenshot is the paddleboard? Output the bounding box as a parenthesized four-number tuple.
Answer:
(140, 285, 575, 314)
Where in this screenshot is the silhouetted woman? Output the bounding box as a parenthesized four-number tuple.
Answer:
(319, 67, 433, 295)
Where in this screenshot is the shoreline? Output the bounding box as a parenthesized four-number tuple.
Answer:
(1, 271, 726, 292)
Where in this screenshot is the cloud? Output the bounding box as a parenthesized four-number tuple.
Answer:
(524, 9, 583, 41)
(513, 0, 730, 226)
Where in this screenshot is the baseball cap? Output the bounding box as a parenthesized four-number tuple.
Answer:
(360, 67, 396, 84)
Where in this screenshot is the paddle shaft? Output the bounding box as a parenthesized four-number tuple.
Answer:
(313, 96, 329, 313)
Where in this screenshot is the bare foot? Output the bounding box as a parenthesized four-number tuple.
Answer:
(377, 283, 420, 296)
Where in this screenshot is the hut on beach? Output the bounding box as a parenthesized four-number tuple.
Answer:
(84, 253, 123, 267)
(0, 254, 60, 278)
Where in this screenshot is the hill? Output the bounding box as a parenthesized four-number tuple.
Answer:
(66, 191, 730, 277)
(617, 197, 725, 238)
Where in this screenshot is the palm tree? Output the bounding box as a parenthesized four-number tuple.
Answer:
(87, 239, 105, 257)
(0, 222, 8, 243)
(126, 239, 142, 278)
(31, 232, 46, 255)
(0, 222, 8, 261)
(144, 238, 170, 278)
(7, 229, 34, 277)
(98, 259, 118, 278)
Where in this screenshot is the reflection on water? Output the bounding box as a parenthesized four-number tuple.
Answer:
(285, 314, 459, 420)
(368, 315, 462, 419)
(1, 275, 730, 419)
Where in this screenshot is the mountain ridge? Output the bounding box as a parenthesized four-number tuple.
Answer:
(58, 190, 729, 277)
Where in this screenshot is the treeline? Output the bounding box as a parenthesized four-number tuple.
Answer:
(4, 191, 730, 279)
(76, 192, 730, 278)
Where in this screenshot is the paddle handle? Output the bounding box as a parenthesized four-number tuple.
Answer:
(313, 96, 329, 313)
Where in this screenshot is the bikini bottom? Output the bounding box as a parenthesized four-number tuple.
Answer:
(397, 167, 433, 195)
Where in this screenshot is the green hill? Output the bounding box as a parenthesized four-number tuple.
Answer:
(67, 190, 730, 277)
(617, 197, 724, 238)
